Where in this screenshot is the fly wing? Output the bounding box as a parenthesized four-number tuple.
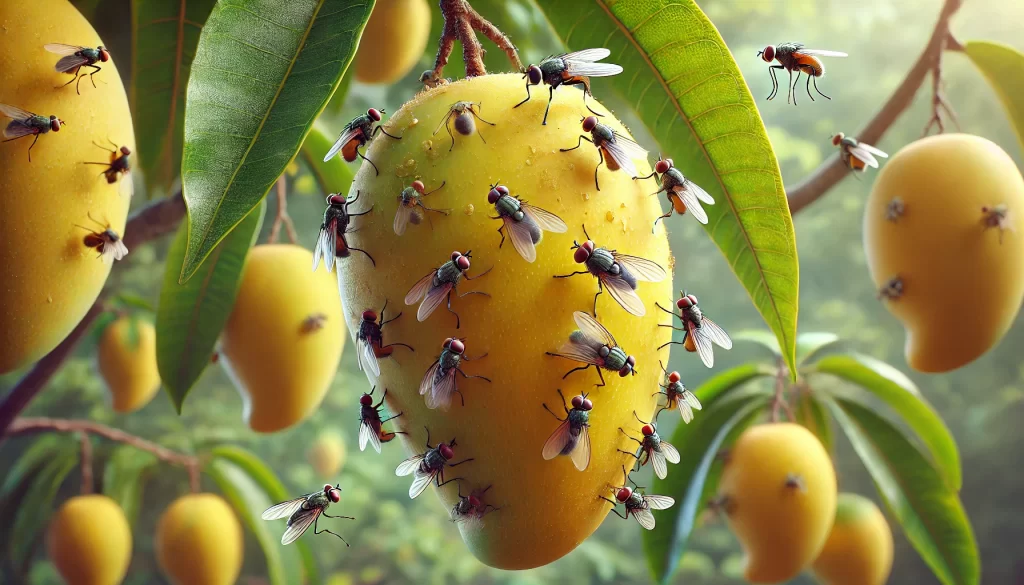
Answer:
(395, 454, 425, 477)
(521, 205, 568, 233)
(357, 337, 381, 377)
(613, 254, 667, 282)
(573, 310, 617, 347)
(676, 397, 694, 424)
(644, 494, 676, 510)
(409, 467, 437, 499)
(553, 339, 603, 364)
(417, 281, 453, 322)
(281, 506, 321, 545)
(312, 219, 337, 273)
(419, 361, 440, 396)
(611, 131, 649, 159)
(43, 43, 84, 56)
(2, 120, 36, 139)
(674, 186, 709, 224)
(601, 138, 639, 179)
(700, 317, 733, 349)
(110, 239, 129, 261)
(857, 142, 889, 158)
(358, 418, 381, 453)
(118, 173, 135, 199)
(565, 61, 624, 77)
(688, 320, 715, 368)
(0, 103, 35, 121)
(54, 54, 90, 73)
(427, 368, 457, 411)
(404, 271, 435, 305)
(651, 448, 668, 479)
(504, 217, 538, 263)
(560, 48, 611, 62)
(660, 441, 681, 464)
(393, 204, 414, 236)
(632, 506, 657, 530)
(683, 391, 702, 411)
(685, 180, 715, 205)
(600, 273, 646, 317)
(262, 496, 309, 520)
(798, 49, 848, 57)
(847, 144, 880, 168)
(324, 127, 359, 162)
(542, 420, 573, 461)
(570, 426, 591, 471)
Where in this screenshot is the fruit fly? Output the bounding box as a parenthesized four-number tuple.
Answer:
(323, 108, 401, 176)
(312, 191, 374, 273)
(832, 133, 888, 174)
(599, 467, 675, 530)
(358, 386, 405, 453)
(514, 48, 623, 125)
(885, 197, 906, 222)
(561, 116, 648, 191)
(877, 276, 904, 301)
(654, 361, 701, 424)
(83, 139, 133, 198)
(554, 225, 667, 317)
(44, 43, 109, 95)
(450, 484, 498, 528)
(419, 337, 490, 411)
(487, 183, 568, 263)
(637, 156, 715, 229)
(394, 180, 449, 236)
(0, 104, 64, 162)
(404, 250, 491, 329)
(758, 43, 847, 105)
(395, 428, 474, 499)
(76, 213, 129, 263)
(261, 483, 354, 546)
(547, 310, 636, 388)
(619, 412, 680, 480)
(434, 101, 495, 151)
(657, 292, 732, 368)
(356, 300, 414, 379)
(982, 204, 1013, 244)
(541, 389, 593, 471)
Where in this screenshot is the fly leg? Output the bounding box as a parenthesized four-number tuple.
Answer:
(445, 116, 456, 151)
(812, 75, 832, 100)
(374, 126, 402, 140)
(592, 281, 604, 319)
(553, 270, 589, 279)
(448, 458, 475, 467)
(347, 245, 376, 267)
(471, 109, 495, 144)
(380, 411, 403, 424)
(86, 64, 103, 91)
(766, 65, 784, 100)
(513, 81, 532, 110)
(313, 516, 350, 546)
(805, 72, 815, 102)
(382, 342, 415, 354)
(356, 146, 380, 176)
(790, 70, 800, 106)
(657, 338, 686, 351)
(445, 290, 461, 329)
(634, 169, 659, 182)
(559, 135, 591, 152)
(652, 210, 673, 234)
(322, 511, 356, 520)
(542, 86, 555, 125)
(594, 147, 605, 191)
(658, 323, 685, 331)
(495, 221, 507, 249)
(424, 426, 432, 449)
(542, 400, 567, 422)
(457, 367, 491, 383)
(599, 496, 629, 519)
(654, 302, 676, 317)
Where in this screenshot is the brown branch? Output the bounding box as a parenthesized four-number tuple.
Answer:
(787, 0, 964, 214)
(79, 432, 94, 495)
(425, 0, 522, 86)
(0, 193, 187, 438)
(268, 176, 297, 244)
(770, 360, 795, 423)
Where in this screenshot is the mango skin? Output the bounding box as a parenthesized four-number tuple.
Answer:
(156, 494, 243, 585)
(354, 0, 431, 85)
(97, 316, 161, 413)
(863, 133, 1024, 373)
(811, 493, 894, 585)
(221, 244, 345, 433)
(336, 73, 673, 569)
(308, 431, 347, 479)
(717, 423, 837, 584)
(46, 495, 132, 585)
(0, 0, 134, 373)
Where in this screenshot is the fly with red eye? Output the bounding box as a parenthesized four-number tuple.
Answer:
(599, 466, 676, 530)
(261, 483, 355, 546)
(44, 43, 110, 95)
(0, 103, 65, 162)
(487, 182, 568, 263)
(395, 428, 474, 499)
(356, 299, 415, 381)
(82, 139, 133, 198)
(312, 191, 375, 273)
(419, 337, 491, 411)
(541, 389, 593, 471)
(514, 48, 623, 125)
(394, 180, 450, 236)
(358, 386, 407, 453)
(636, 155, 715, 230)
(560, 115, 648, 191)
(758, 42, 847, 105)
(323, 108, 401, 176)
(656, 292, 733, 368)
(76, 212, 129, 263)
(450, 484, 499, 528)
(654, 361, 702, 424)
(831, 132, 888, 175)
(404, 250, 492, 329)
(618, 411, 681, 480)
(546, 310, 636, 388)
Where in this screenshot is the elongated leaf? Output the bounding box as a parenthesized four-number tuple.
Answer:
(964, 40, 1024, 152)
(796, 332, 840, 364)
(644, 394, 767, 585)
(793, 388, 833, 455)
(102, 446, 159, 526)
(692, 362, 776, 404)
(824, 396, 979, 585)
(812, 353, 960, 490)
(180, 0, 375, 282)
(132, 0, 217, 196)
(9, 447, 78, 573)
(157, 200, 265, 412)
(301, 122, 355, 196)
(731, 329, 780, 357)
(532, 0, 798, 376)
(0, 436, 76, 555)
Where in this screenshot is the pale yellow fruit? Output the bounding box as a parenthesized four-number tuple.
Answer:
(336, 73, 672, 569)
(863, 133, 1024, 373)
(0, 0, 134, 373)
(308, 431, 347, 479)
(812, 493, 894, 585)
(155, 494, 243, 585)
(354, 0, 431, 84)
(46, 495, 132, 585)
(97, 316, 161, 413)
(717, 423, 838, 583)
(221, 244, 345, 433)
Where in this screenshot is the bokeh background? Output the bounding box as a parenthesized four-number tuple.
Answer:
(2, 0, 1023, 583)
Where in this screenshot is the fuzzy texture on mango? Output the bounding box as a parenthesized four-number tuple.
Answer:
(221, 244, 346, 433)
(717, 423, 838, 584)
(0, 0, 134, 373)
(46, 495, 132, 585)
(156, 493, 243, 585)
(97, 316, 161, 413)
(308, 431, 347, 479)
(811, 493, 894, 585)
(334, 73, 674, 569)
(863, 133, 1024, 373)
(354, 0, 431, 85)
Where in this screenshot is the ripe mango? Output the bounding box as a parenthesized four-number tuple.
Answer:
(811, 493, 894, 585)
(155, 493, 243, 585)
(334, 73, 673, 569)
(0, 0, 134, 373)
(46, 495, 132, 585)
(221, 244, 345, 433)
(97, 316, 161, 413)
(354, 0, 431, 85)
(716, 422, 837, 583)
(863, 133, 1024, 373)
(308, 431, 347, 479)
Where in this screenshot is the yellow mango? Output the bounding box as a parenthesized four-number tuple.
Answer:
(156, 493, 243, 585)
(812, 493, 894, 585)
(97, 316, 161, 413)
(354, 0, 432, 85)
(46, 495, 132, 585)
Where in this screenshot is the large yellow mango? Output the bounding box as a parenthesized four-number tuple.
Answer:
(46, 495, 132, 585)
(156, 494, 243, 585)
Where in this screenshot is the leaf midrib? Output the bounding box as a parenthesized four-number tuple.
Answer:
(173, 242, 225, 400)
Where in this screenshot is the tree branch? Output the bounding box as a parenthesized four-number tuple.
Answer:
(424, 0, 522, 86)
(787, 0, 964, 214)
(268, 176, 297, 244)
(79, 431, 94, 495)
(0, 193, 187, 437)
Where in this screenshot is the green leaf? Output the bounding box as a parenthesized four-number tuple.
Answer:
(793, 388, 833, 455)
(964, 40, 1024, 152)
(732, 330, 780, 357)
(795, 332, 840, 365)
(179, 0, 375, 282)
(692, 362, 776, 405)
(824, 396, 979, 585)
(301, 122, 355, 196)
(812, 353, 961, 490)
(0, 436, 76, 556)
(157, 200, 265, 412)
(532, 0, 799, 376)
(643, 394, 767, 585)
(8, 445, 79, 573)
(131, 0, 217, 196)
(102, 446, 159, 526)
(112, 293, 156, 313)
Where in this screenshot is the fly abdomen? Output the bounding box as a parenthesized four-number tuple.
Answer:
(604, 347, 627, 371)
(618, 265, 638, 289)
(524, 217, 543, 244)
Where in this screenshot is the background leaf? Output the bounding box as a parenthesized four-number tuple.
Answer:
(793, 388, 833, 455)
(813, 353, 961, 490)
(0, 436, 76, 558)
(156, 200, 265, 412)
(301, 122, 355, 195)
(102, 445, 158, 526)
(964, 40, 1024, 151)
(131, 0, 217, 196)
(532, 0, 799, 375)
(179, 0, 375, 281)
(824, 396, 979, 585)
(8, 442, 78, 574)
(795, 332, 840, 365)
(693, 362, 776, 404)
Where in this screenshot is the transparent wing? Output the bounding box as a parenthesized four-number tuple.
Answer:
(542, 420, 573, 461)
(688, 320, 715, 368)
(118, 173, 135, 199)
(357, 338, 381, 377)
(857, 142, 888, 158)
(522, 205, 568, 233)
(677, 397, 694, 424)
(633, 507, 656, 530)
(393, 204, 413, 236)
(613, 254, 667, 282)
(2, 120, 35, 139)
(798, 49, 848, 57)
(419, 361, 440, 396)
(427, 368, 457, 411)
(104, 240, 129, 263)
(601, 139, 638, 179)
(660, 441, 681, 464)
(44, 43, 84, 56)
(683, 391, 702, 411)
(573, 311, 617, 347)
(312, 220, 337, 273)
(552, 340, 602, 364)
(571, 427, 591, 471)
(281, 506, 321, 545)
(685, 179, 715, 204)
(847, 144, 880, 169)
(324, 127, 359, 162)
(560, 48, 611, 62)
(417, 281, 453, 322)
(504, 217, 538, 263)
(358, 418, 377, 452)
(600, 273, 646, 317)
(565, 61, 624, 77)
(54, 54, 89, 73)
(644, 495, 676, 510)
(0, 103, 34, 121)
(262, 496, 308, 520)
(404, 271, 435, 305)
(651, 448, 668, 479)
(673, 187, 709, 224)
(396, 454, 424, 476)
(409, 467, 437, 499)
(611, 131, 649, 159)
(701, 317, 733, 349)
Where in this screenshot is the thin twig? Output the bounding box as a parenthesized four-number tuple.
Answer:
(268, 176, 298, 244)
(425, 0, 522, 85)
(770, 360, 795, 423)
(79, 432, 94, 495)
